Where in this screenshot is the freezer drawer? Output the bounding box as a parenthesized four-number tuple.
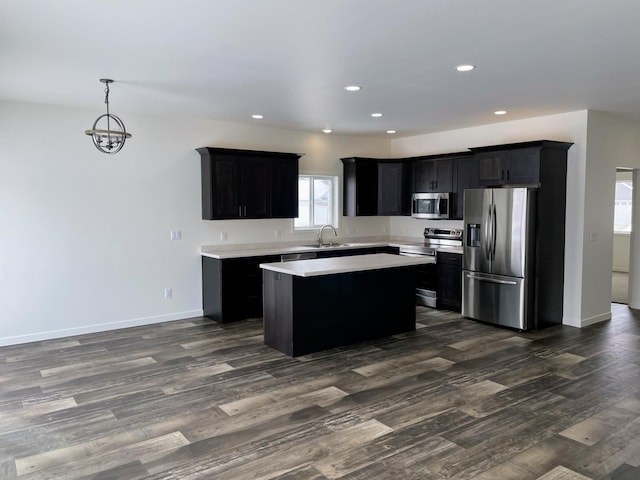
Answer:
(462, 270, 530, 330)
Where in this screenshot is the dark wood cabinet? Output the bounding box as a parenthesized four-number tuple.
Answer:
(377, 161, 410, 216)
(474, 147, 540, 186)
(263, 265, 416, 356)
(270, 155, 300, 218)
(197, 147, 301, 220)
(341, 158, 409, 216)
(203, 255, 279, 323)
(341, 157, 378, 216)
(452, 154, 478, 220)
(202, 245, 398, 323)
(412, 157, 453, 193)
(437, 251, 462, 312)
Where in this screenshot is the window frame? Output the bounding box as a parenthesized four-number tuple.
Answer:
(614, 177, 633, 235)
(293, 174, 339, 231)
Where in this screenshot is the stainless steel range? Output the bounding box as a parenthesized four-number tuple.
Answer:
(399, 228, 463, 308)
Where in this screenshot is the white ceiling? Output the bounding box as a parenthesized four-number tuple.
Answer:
(2, 0, 640, 137)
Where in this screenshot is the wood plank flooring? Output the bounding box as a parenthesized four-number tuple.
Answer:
(1, 304, 640, 479)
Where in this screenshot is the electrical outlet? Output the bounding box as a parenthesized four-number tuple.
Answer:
(275, 229, 282, 239)
(170, 229, 182, 240)
(220, 232, 227, 242)
(164, 288, 172, 299)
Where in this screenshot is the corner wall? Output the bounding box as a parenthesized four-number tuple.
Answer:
(584, 111, 640, 315)
(0, 100, 390, 345)
(389, 111, 589, 326)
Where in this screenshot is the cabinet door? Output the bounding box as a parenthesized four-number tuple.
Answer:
(377, 162, 405, 215)
(414, 159, 453, 192)
(477, 152, 506, 186)
(435, 159, 453, 192)
(437, 253, 462, 312)
(271, 156, 299, 218)
(242, 157, 271, 218)
(453, 156, 479, 220)
(506, 148, 540, 184)
(413, 159, 437, 192)
(342, 159, 378, 216)
(211, 155, 242, 219)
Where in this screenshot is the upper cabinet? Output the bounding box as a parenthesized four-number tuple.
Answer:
(341, 157, 379, 216)
(471, 141, 573, 187)
(197, 147, 302, 220)
(451, 154, 478, 220)
(341, 157, 410, 216)
(473, 146, 546, 186)
(378, 161, 411, 216)
(412, 157, 453, 193)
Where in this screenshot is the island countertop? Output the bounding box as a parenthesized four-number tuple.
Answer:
(259, 253, 435, 278)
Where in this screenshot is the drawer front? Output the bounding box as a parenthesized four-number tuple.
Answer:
(437, 251, 462, 265)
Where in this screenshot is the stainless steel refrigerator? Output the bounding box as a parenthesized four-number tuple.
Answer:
(462, 187, 537, 330)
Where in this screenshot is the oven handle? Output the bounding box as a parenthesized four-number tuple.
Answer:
(399, 252, 436, 259)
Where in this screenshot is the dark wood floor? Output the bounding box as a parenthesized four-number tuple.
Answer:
(1, 305, 640, 479)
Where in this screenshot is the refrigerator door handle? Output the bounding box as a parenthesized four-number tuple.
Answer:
(465, 273, 518, 285)
(485, 203, 492, 260)
(492, 204, 497, 260)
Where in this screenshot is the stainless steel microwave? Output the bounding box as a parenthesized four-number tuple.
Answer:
(411, 192, 451, 219)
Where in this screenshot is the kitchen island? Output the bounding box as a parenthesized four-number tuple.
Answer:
(259, 253, 433, 356)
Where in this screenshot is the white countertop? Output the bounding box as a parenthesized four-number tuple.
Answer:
(200, 241, 461, 259)
(259, 253, 436, 277)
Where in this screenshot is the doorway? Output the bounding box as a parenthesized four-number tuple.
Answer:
(612, 169, 633, 304)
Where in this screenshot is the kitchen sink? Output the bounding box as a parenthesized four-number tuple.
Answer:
(299, 242, 366, 249)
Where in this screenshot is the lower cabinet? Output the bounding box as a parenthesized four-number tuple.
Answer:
(202, 255, 280, 323)
(202, 246, 401, 323)
(437, 252, 462, 312)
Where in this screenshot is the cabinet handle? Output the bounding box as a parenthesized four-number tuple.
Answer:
(239, 206, 243, 217)
(506, 169, 510, 181)
(244, 206, 247, 216)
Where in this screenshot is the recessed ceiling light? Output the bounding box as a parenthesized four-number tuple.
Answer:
(494, 110, 507, 115)
(456, 64, 475, 72)
(371, 113, 383, 118)
(344, 85, 361, 92)
(322, 129, 332, 134)
(386, 130, 397, 134)
(251, 114, 264, 119)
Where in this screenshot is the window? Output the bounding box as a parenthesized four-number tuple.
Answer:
(614, 175, 633, 233)
(294, 175, 338, 229)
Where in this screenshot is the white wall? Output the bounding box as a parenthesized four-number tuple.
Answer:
(4, 102, 638, 344)
(613, 235, 630, 272)
(584, 111, 640, 314)
(389, 111, 589, 326)
(389, 110, 640, 327)
(0, 100, 390, 345)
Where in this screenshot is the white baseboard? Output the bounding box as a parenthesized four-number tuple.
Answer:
(563, 311, 612, 328)
(0, 310, 204, 347)
(580, 311, 612, 327)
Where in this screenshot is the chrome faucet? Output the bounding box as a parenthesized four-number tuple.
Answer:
(318, 224, 338, 247)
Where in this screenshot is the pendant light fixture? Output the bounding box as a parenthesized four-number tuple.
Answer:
(84, 78, 132, 154)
